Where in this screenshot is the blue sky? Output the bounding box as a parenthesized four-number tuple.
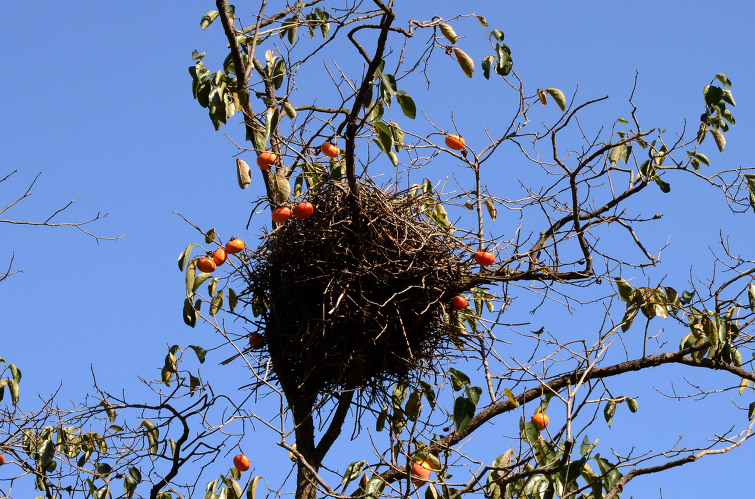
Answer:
(2, 1, 755, 497)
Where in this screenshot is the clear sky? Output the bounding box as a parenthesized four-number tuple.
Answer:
(2, 1, 755, 497)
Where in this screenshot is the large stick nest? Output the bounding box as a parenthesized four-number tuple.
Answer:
(240, 181, 470, 405)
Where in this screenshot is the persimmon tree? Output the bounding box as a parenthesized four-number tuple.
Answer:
(2, 2, 755, 499)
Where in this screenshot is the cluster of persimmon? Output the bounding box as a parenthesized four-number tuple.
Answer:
(257, 140, 339, 170)
(196, 237, 245, 273)
(272, 201, 314, 223)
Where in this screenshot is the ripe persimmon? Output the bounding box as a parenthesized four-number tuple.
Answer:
(197, 256, 217, 273)
(321, 141, 340, 158)
(411, 460, 432, 488)
(532, 412, 549, 431)
(445, 134, 466, 150)
(233, 454, 251, 472)
(0, 454, 5, 465)
(293, 201, 314, 220)
(249, 333, 265, 349)
(256, 151, 277, 169)
(225, 238, 245, 255)
(272, 206, 291, 223)
(451, 296, 468, 309)
(474, 250, 495, 266)
(213, 247, 227, 266)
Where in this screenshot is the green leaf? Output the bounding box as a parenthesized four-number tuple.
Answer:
(521, 421, 540, 444)
(503, 388, 520, 407)
(188, 345, 207, 363)
(419, 381, 436, 408)
(139, 420, 159, 455)
(9, 364, 21, 385)
(200, 11, 219, 29)
(494, 43, 512, 76)
(465, 385, 482, 407)
(438, 23, 458, 44)
(228, 287, 238, 312)
(608, 144, 623, 167)
(604, 400, 616, 427)
(210, 290, 224, 317)
(38, 438, 54, 467)
(483, 199, 497, 220)
(247, 476, 261, 499)
(453, 48, 474, 78)
(365, 477, 386, 497)
(178, 243, 195, 271)
(704, 85, 724, 106)
(453, 396, 475, 433)
(545, 88, 566, 112)
(183, 298, 197, 328)
(615, 278, 633, 302)
(375, 122, 394, 154)
(748, 401, 755, 421)
(740, 378, 752, 395)
(448, 369, 470, 391)
(366, 100, 384, 123)
(396, 92, 416, 119)
(207, 277, 218, 297)
(236, 158, 251, 189)
(722, 89, 736, 106)
(265, 108, 280, 147)
(715, 73, 732, 88)
(128, 466, 142, 483)
(8, 379, 19, 405)
(579, 435, 599, 458)
(392, 382, 408, 407)
(626, 397, 638, 413)
(341, 460, 367, 485)
(709, 129, 726, 152)
(274, 169, 291, 204)
(693, 152, 709, 167)
(654, 175, 671, 193)
(481, 55, 494, 79)
(405, 390, 422, 421)
(376, 406, 388, 431)
(744, 174, 755, 214)
(192, 273, 213, 293)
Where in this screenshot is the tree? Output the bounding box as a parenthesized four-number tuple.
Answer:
(2, 2, 755, 499)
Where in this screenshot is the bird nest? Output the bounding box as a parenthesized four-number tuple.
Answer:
(239, 181, 470, 406)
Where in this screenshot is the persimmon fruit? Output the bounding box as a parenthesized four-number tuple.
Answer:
(474, 250, 495, 266)
(444, 134, 466, 150)
(293, 201, 314, 220)
(213, 247, 227, 266)
(249, 333, 265, 349)
(197, 256, 217, 273)
(532, 412, 549, 431)
(451, 296, 468, 309)
(272, 206, 292, 223)
(411, 460, 432, 487)
(0, 454, 5, 465)
(256, 151, 277, 169)
(233, 454, 251, 472)
(225, 238, 245, 255)
(321, 141, 340, 158)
